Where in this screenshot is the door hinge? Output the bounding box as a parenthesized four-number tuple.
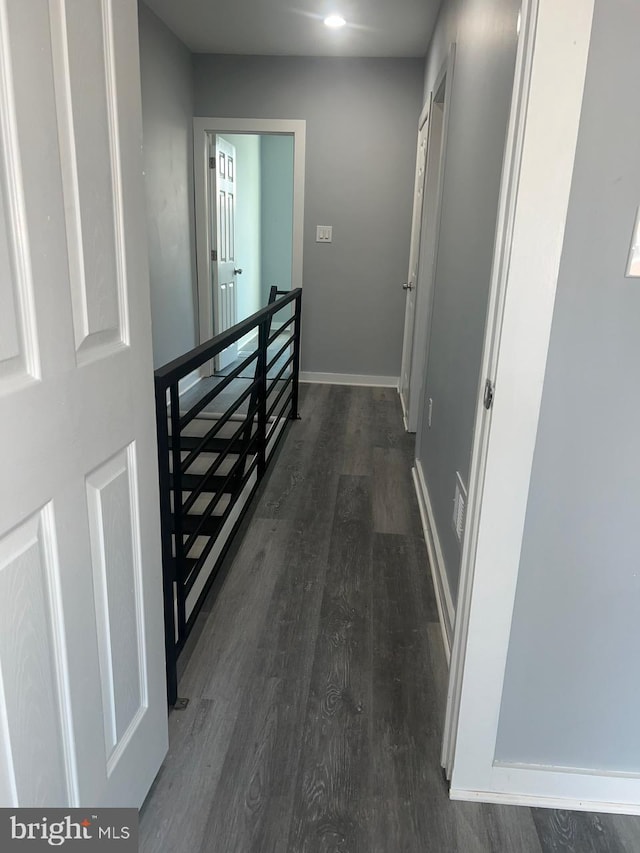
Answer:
(483, 379, 495, 411)
(209, 156, 215, 170)
(211, 249, 217, 262)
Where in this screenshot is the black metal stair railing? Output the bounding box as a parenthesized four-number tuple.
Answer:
(154, 288, 302, 705)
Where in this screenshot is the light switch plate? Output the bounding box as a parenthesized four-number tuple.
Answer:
(316, 225, 333, 243)
(626, 206, 640, 278)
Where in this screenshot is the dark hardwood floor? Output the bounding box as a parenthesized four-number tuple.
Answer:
(140, 384, 640, 852)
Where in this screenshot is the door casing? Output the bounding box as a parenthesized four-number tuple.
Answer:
(439, 0, 619, 813)
(406, 48, 455, 436)
(399, 97, 431, 425)
(193, 118, 306, 372)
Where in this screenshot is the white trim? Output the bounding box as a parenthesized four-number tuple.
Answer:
(299, 372, 398, 388)
(411, 462, 453, 663)
(163, 369, 204, 409)
(410, 46, 456, 436)
(449, 788, 640, 817)
(399, 94, 431, 419)
(450, 758, 640, 813)
(238, 327, 258, 353)
(178, 368, 202, 397)
(447, 0, 606, 808)
(442, 0, 540, 779)
(185, 469, 258, 616)
(418, 97, 430, 133)
(625, 205, 640, 278)
(493, 760, 640, 780)
(0, 0, 40, 393)
(193, 117, 306, 355)
(184, 410, 289, 617)
(399, 385, 409, 428)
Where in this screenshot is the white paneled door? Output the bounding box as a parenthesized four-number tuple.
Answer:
(211, 135, 239, 369)
(0, 0, 167, 807)
(399, 102, 430, 427)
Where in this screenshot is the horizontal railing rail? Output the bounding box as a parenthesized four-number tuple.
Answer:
(154, 288, 300, 385)
(154, 287, 302, 705)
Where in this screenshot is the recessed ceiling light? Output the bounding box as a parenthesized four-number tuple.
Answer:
(324, 14, 346, 29)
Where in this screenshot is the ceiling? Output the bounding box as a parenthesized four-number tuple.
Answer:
(143, 0, 442, 58)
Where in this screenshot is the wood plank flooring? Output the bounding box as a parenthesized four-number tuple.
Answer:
(140, 384, 640, 852)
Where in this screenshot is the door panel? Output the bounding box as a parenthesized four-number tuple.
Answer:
(85, 445, 146, 775)
(212, 135, 238, 369)
(0, 0, 167, 807)
(409, 98, 447, 433)
(0, 6, 39, 394)
(51, 0, 126, 362)
(0, 505, 73, 806)
(399, 106, 430, 424)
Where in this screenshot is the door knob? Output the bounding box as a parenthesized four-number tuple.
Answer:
(234, 268, 243, 275)
(402, 282, 413, 291)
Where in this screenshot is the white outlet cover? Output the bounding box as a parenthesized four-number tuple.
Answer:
(626, 207, 640, 278)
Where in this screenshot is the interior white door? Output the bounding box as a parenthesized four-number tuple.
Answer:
(211, 135, 239, 369)
(399, 102, 430, 425)
(0, 0, 167, 807)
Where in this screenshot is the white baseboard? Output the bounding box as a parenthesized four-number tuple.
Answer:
(238, 328, 259, 352)
(300, 371, 399, 388)
(412, 460, 455, 663)
(398, 387, 409, 432)
(185, 470, 258, 617)
(178, 368, 203, 397)
(449, 786, 640, 816)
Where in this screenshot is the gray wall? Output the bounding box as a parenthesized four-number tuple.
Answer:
(193, 55, 424, 377)
(261, 135, 294, 303)
(496, 0, 640, 772)
(138, 2, 196, 368)
(416, 0, 520, 600)
(222, 134, 262, 322)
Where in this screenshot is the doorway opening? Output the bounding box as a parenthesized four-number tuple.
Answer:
(208, 132, 295, 371)
(193, 118, 305, 382)
(400, 48, 454, 433)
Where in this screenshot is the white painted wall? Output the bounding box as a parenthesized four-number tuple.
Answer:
(260, 134, 294, 302)
(138, 2, 197, 368)
(193, 56, 423, 378)
(497, 0, 640, 775)
(415, 0, 521, 603)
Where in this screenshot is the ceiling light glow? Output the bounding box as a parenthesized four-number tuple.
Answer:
(324, 14, 346, 29)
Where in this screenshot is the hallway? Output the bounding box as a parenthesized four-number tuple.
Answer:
(140, 384, 640, 852)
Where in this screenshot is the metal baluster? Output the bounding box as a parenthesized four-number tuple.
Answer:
(155, 379, 178, 706)
(169, 383, 186, 645)
(257, 319, 268, 479)
(291, 291, 302, 420)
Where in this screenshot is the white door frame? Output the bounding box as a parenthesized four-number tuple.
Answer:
(210, 134, 239, 370)
(441, 0, 625, 813)
(193, 118, 306, 349)
(399, 96, 431, 427)
(408, 47, 455, 436)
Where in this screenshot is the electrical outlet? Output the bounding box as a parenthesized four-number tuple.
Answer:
(452, 473, 467, 543)
(428, 397, 433, 428)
